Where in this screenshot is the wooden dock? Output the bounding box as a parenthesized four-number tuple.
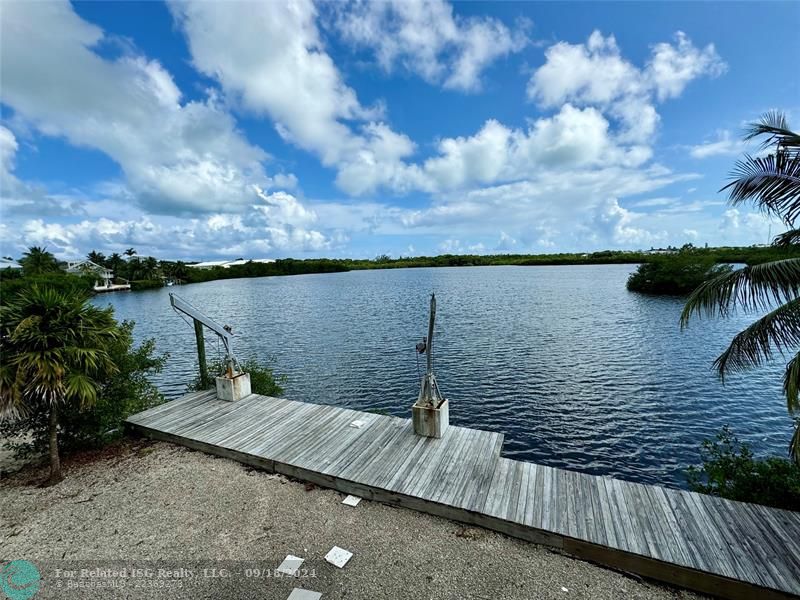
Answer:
(126, 391, 800, 599)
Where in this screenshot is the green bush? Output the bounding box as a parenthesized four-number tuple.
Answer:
(627, 252, 732, 295)
(0, 320, 167, 458)
(0, 272, 93, 305)
(188, 357, 285, 397)
(130, 279, 163, 291)
(686, 426, 800, 511)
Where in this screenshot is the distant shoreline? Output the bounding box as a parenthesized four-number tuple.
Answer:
(175, 245, 796, 287)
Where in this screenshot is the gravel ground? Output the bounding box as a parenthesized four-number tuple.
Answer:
(0, 439, 703, 600)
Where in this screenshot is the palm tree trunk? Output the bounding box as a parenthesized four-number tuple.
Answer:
(47, 404, 63, 484)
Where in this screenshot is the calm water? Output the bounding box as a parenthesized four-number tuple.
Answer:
(94, 265, 792, 488)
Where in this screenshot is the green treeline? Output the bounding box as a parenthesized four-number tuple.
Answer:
(6, 244, 798, 292)
(180, 245, 797, 285)
(183, 258, 350, 283)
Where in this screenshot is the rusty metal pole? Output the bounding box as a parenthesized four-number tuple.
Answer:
(194, 318, 209, 388)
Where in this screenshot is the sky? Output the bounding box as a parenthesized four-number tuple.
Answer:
(0, 1, 798, 261)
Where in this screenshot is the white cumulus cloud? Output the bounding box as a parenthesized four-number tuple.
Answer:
(647, 32, 727, 100)
(331, 0, 529, 92)
(169, 0, 419, 198)
(1, 3, 753, 259)
(528, 30, 725, 143)
(0, 0, 295, 215)
(6, 189, 330, 261)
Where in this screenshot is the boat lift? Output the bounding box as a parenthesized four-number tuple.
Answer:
(415, 293, 444, 409)
(412, 293, 449, 437)
(170, 293, 249, 401)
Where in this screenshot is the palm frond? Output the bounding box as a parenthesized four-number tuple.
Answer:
(714, 298, 800, 378)
(64, 373, 99, 408)
(744, 110, 800, 151)
(720, 153, 800, 225)
(791, 421, 800, 466)
(773, 228, 800, 247)
(681, 258, 800, 326)
(0, 361, 24, 419)
(784, 352, 800, 413)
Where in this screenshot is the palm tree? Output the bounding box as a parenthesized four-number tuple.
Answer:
(124, 248, 137, 258)
(107, 252, 125, 281)
(87, 250, 107, 267)
(127, 257, 143, 280)
(19, 246, 59, 275)
(681, 111, 800, 464)
(0, 286, 119, 484)
(142, 256, 159, 280)
(173, 261, 188, 281)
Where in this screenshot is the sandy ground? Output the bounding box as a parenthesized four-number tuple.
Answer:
(0, 439, 703, 600)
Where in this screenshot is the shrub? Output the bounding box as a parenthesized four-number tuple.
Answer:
(627, 252, 732, 295)
(0, 272, 94, 305)
(188, 357, 285, 397)
(130, 279, 163, 291)
(686, 426, 800, 511)
(0, 320, 166, 458)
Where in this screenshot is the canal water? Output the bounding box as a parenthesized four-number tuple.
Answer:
(94, 264, 791, 487)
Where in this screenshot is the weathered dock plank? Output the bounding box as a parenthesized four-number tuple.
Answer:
(126, 392, 800, 599)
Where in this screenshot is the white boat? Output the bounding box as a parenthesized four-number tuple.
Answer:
(93, 282, 131, 293)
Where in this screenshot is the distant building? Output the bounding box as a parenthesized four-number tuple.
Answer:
(186, 259, 230, 270)
(0, 257, 22, 269)
(188, 258, 276, 269)
(65, 259, 131, 292)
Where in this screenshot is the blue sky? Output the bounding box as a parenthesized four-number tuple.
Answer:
(1, 1, 798, 261)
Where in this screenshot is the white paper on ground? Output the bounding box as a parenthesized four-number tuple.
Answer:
(342, 495, 361, 507)
(286, 589, 322, 600)
(324, 546, 353, 568)
(349, 420, 365, 429)
(277, 555, 304, 576)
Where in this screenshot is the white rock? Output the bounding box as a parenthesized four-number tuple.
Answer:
(286, 589, 321, 600)
(324, 546, 353, 568)
(277, 555, 304, 576)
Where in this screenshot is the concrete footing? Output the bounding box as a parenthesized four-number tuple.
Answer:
(215, 372, 251, 402)
(412, 398, 449, 438)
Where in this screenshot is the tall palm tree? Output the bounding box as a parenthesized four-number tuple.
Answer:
(173, 261, 188, 281)
(0, 286, 119, 484)
(681, 111, 800, 464)
(142, 256, 159, 280)
(19, 246, 59, 275)
(107, 252, 125, 281)
(124, 247, 137, 258)
(87, 250, 107, 267)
